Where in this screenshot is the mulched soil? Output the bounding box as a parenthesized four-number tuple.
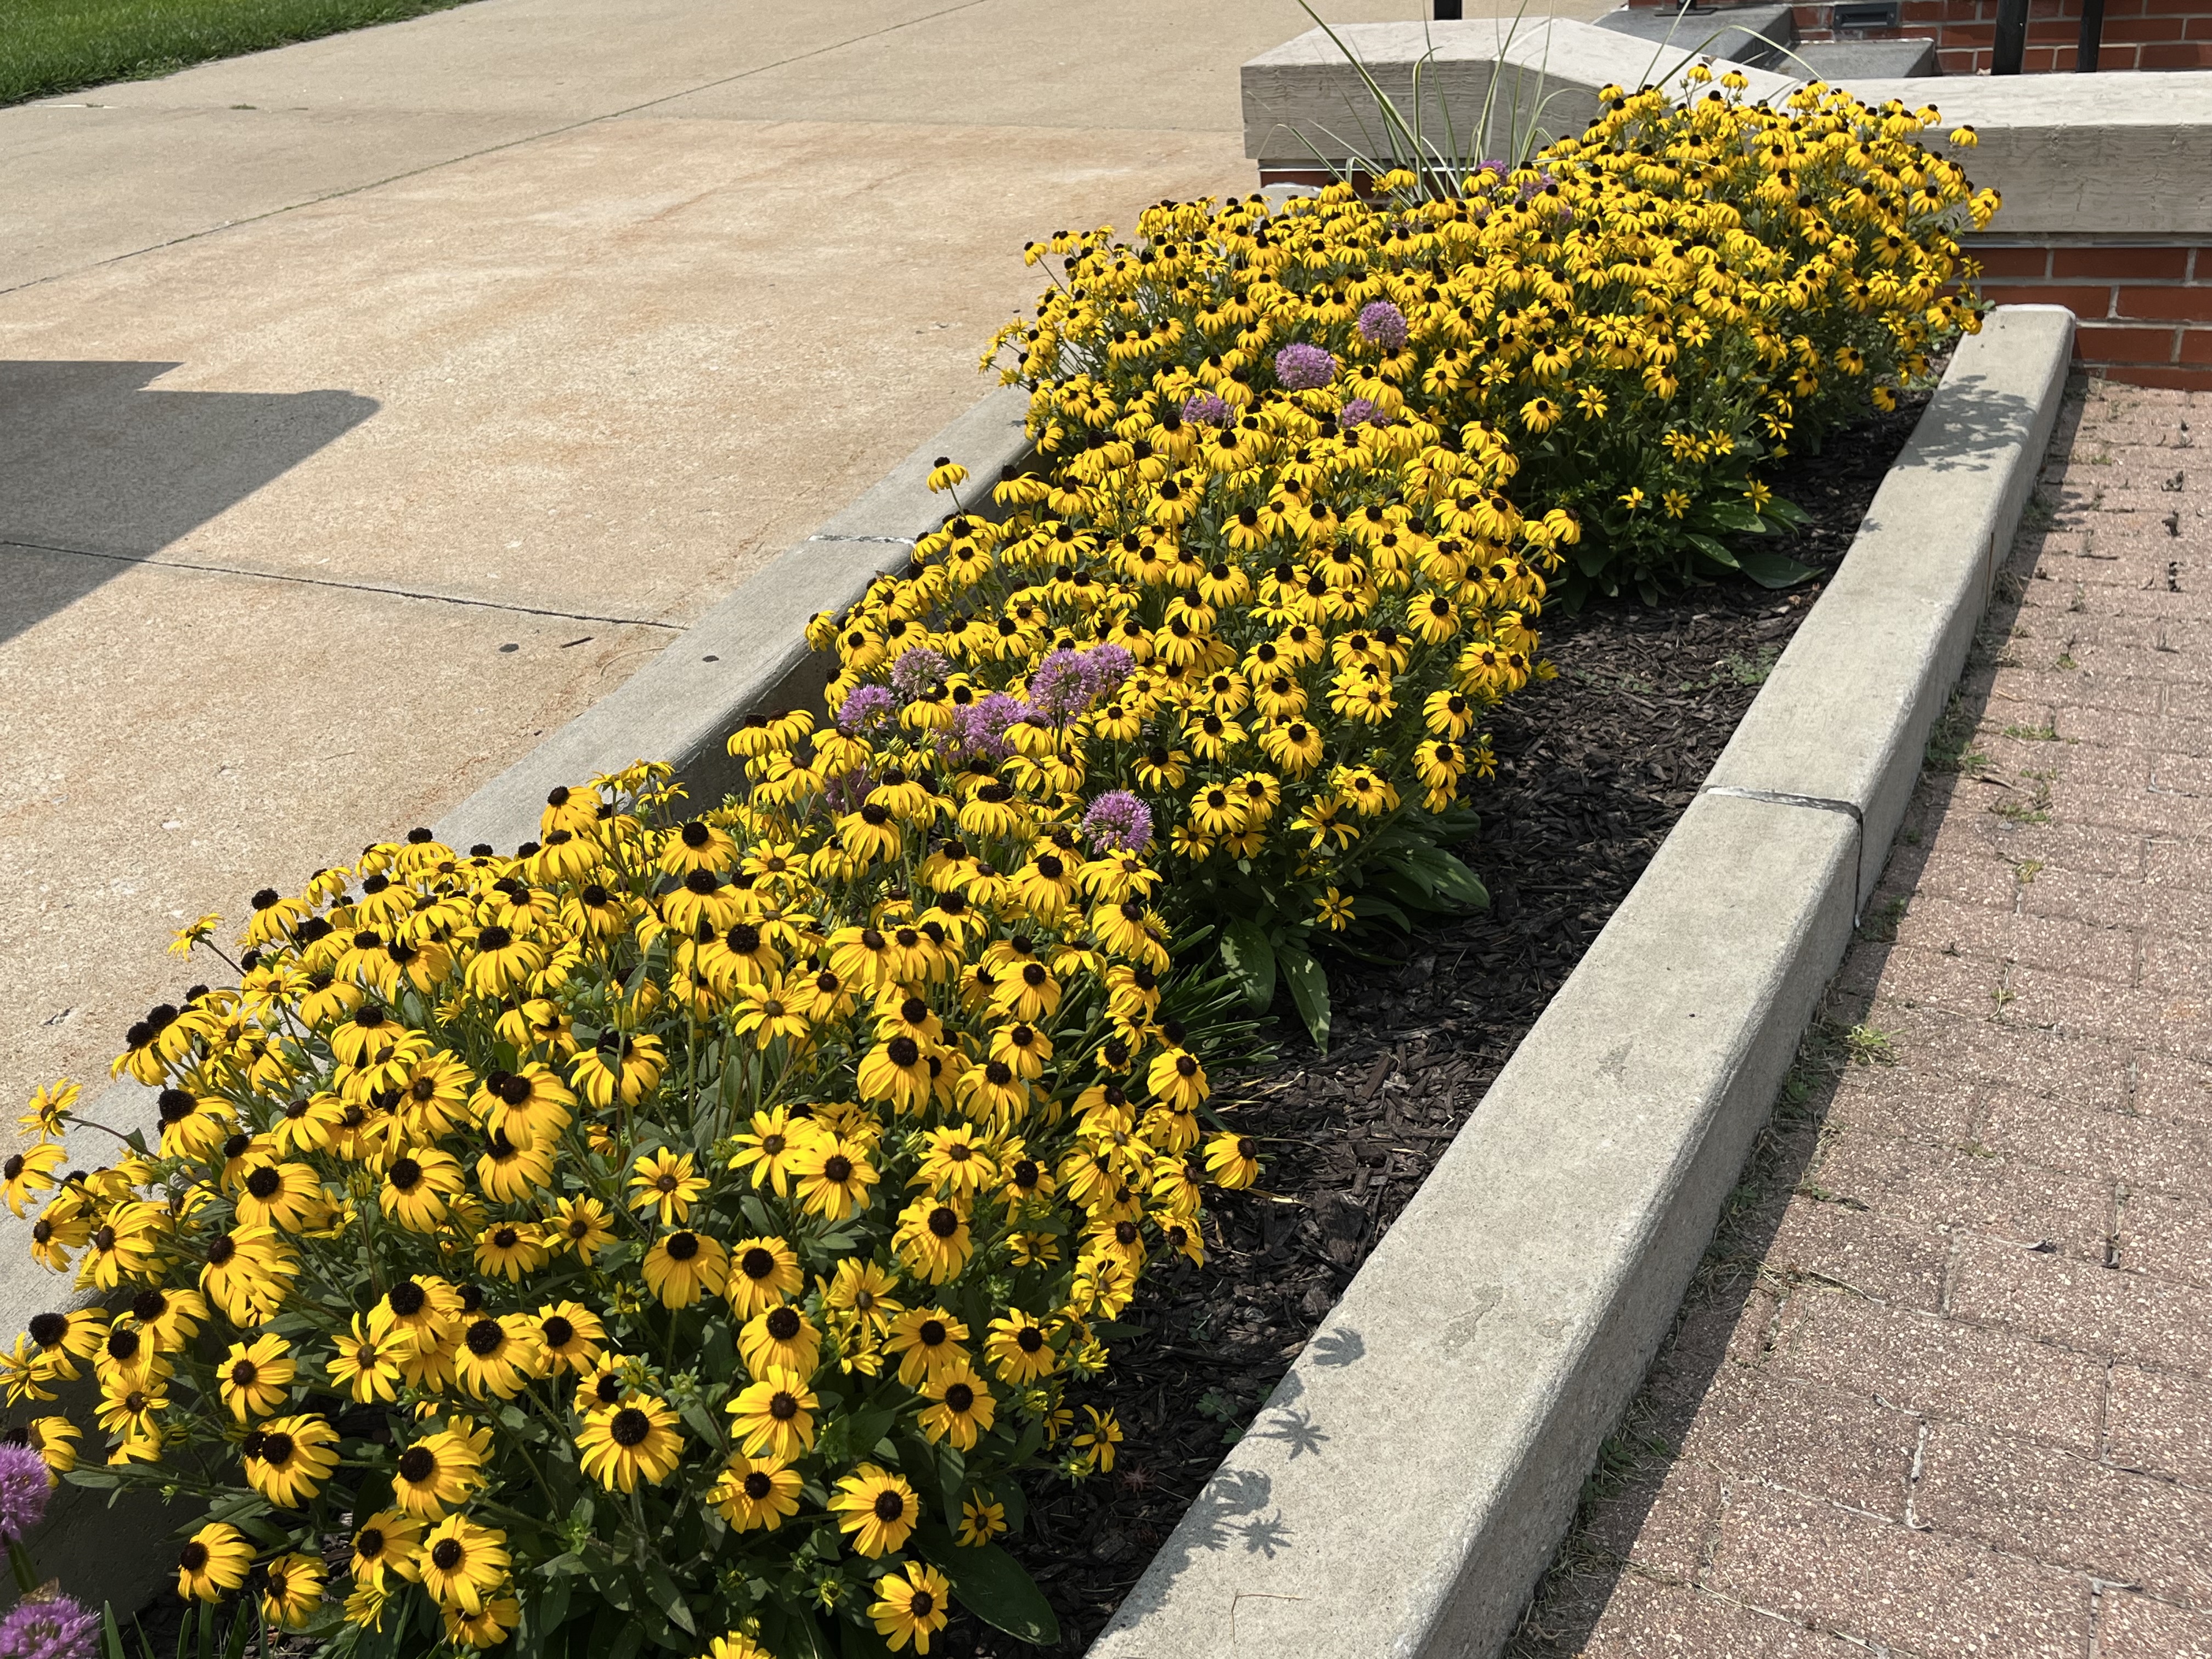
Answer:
(952, 391, 1932, 1657)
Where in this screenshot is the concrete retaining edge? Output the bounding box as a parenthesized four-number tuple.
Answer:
(2, 383, 1034, 1613)
(1088, 304, 2075, 1659)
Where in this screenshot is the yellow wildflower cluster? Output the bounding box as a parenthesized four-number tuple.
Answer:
(4, 763, 1239, 1653)
(800, 80, 1986, 1029)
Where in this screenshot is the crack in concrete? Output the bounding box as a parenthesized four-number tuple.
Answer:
(0, 0, 996, 297)
(0, 536, 681, 629)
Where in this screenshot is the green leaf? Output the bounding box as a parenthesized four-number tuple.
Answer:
(1703, 498, 1768, 533)
(916, 1526, 1060, 1645)
(1684, 532, 1741, 571)
(839, 1623, 897, 1659)
(1217, 919, 1277, 1012)
(1276, 941, 1332, 1053)
(1351, 892, 1411, 929)
(640, 1563, 697, 1636)
(1403, 845, 1489, 911)
(1762, 494, 1811, 528)
(1732, 545, 1820, 589)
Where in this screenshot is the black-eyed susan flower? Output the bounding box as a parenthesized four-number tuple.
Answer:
(884, 1307, 968, 1387)
(892, 1195, 973, 1285)
(789, 1135, 877, 1221)
(377, 1151, 464, 1233)
(738, 1304, 822, 1379)
(727, 1107, 813, 1197)
(417, 1513, 510, 1615)
(391, 1427, 482, 1518)
(350, 1509, 424, 1590)
(261, 1550, 326, 1629)
(1204, 1131, 1262, 1190)
(727, 1368, 817, 1460)
(533, 1300, 605, 1374)
(241, 1412, 340, 1506)
(642, 1229, 728, 1309)
(868, 1561, 952, 1654)
(628, 1148, 707, 1227)
(547, 1195, 614, 1262)
(442, 1593, 522, 1651)
(828, 1464, 920, 1559)
(985, 1310, 1058, 1385)
(917, 1361, 995, 1451)
(725, 1235, 802, 1317)
(709, 1451, 802, 1532)
(576, 1396, 684, 1493)
(176, 1521, 254, 1601)
(1071, 1404, 1123, 1474)
(218, 1334, 295, 1420)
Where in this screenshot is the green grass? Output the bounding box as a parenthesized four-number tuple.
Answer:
(0, 0, 482, 105)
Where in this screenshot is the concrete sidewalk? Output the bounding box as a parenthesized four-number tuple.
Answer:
(0, 0, 1612, 1120)
(1512, 381, 2212, 1657)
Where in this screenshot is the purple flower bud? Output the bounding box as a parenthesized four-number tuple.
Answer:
(1338, 397, 1384, 432)
(1356, 301, 1408, 351)
(1081, 791, 1155, 854)
(0, 1594, 97, 1659)
(836, 684, 895, 735)
(0, 1443, 50, 1541)
(1273, 343, 1336, 392)
(889, 647, 949, 699)
(1180, 392, 1234, 428)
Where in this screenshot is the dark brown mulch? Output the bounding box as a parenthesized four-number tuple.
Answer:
(951, 393, 1930, 1657)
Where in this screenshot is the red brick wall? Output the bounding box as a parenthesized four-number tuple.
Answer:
(1624, 0, 2212, 72)
(1967, 241, 2212, 390)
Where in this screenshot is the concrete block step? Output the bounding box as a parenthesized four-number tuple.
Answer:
(1594, 4, 1799, 69)
(1787, 35, 1940, 78)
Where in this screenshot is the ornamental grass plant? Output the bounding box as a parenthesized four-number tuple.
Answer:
(0, 72, 1987, 1659)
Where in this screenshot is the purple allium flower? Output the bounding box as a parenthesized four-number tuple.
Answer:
(836, 684, 895, 735)
(889, 646, 949, 699)
(1083, 643, 1135, 696)
(1180, 392, 1234, 428)
(0, 1594, 97, 1659)
(1356, 301, 1408, 351)
(1273, 343, 1336, 392)
(0, 1443, 50, 1542)
(1081, 791, 1155, 854)
(952, 691, 1026, 761)
(1337, 398, 1383, 432)
(1028, 649, 1097, 724)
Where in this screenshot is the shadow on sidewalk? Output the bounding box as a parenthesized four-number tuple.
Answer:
(0, 359, 376, 646)
(1501, 528, 2046, 1654)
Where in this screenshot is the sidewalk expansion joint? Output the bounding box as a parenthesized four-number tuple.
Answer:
(0, 537, 681, 631)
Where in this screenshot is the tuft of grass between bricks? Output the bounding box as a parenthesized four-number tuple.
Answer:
(1, 0, 483, 106)
(1504, 1008, 1894, 1655)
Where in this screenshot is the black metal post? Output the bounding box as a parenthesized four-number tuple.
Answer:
(1992, 0, 2029, 72)
(1435, 0, 1464, 16)
(2078, 0, 2106, 70)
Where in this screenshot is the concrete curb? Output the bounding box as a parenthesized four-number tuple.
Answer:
(1087, 306, 2076, 1659)
(1, 383, 1034, 1614)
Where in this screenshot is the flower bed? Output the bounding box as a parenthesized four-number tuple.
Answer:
(961, 388, 1930, 1654)
(1, 75, 1981, 1659)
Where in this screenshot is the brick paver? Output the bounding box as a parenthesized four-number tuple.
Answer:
(1511, 381, 2212, 1657)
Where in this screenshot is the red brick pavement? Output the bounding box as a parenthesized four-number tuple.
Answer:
(1510, 381, 2212, 1658)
